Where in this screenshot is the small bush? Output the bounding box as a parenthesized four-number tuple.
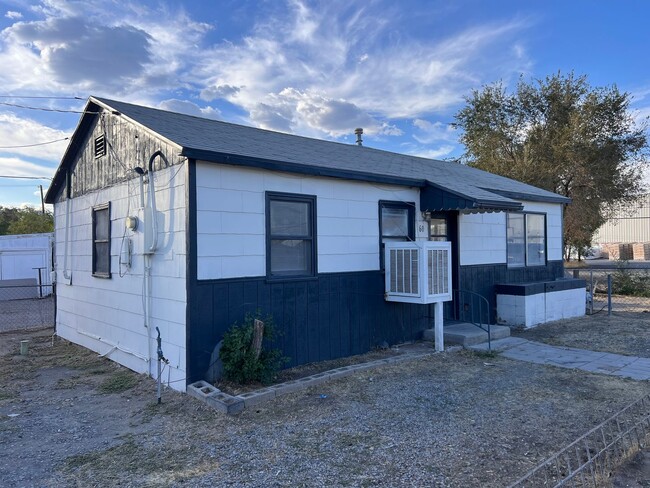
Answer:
(219, 312, 288, 385)
(613, 264, 650, 298)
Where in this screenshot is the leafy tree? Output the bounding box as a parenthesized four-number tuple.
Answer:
(0, 206, 53, 235)
(454, 72, 648, 259)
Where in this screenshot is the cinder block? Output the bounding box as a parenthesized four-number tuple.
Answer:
(270, 380, 304, 396)
(236, 388, 276, 408)
(187, 380, 220, 399)
(206, 392, 245, 414)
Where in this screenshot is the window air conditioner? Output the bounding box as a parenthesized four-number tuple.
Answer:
(384, 241, 452, 304)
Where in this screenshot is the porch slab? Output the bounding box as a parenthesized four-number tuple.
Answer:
(440, 322, 511, 347)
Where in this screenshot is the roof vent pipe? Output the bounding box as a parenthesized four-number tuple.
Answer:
(354, 128, 363, 146)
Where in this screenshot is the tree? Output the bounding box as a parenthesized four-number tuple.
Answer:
(454, 72, 648, 259)
(0, 206, 53, 235)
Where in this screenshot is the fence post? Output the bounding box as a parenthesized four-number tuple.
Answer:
(607, 274, 612, 316)
(590, 270, 594, 315)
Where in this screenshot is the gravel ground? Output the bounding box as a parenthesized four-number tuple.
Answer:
(2, 326, 650, 487)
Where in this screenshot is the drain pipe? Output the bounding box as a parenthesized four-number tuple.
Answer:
(62, 172, 72, 284)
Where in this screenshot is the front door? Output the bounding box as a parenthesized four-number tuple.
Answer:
(426, 212, 460, 320)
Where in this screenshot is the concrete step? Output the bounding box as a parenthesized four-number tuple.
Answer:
(423, 322, 511, 347)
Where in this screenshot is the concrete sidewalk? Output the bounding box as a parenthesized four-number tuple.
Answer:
(470, 337, 650, 381)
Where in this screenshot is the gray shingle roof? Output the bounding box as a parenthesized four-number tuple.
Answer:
(49, 96, 570, 207)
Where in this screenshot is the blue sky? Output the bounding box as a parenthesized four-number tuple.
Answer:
(0, 0, 648, 208)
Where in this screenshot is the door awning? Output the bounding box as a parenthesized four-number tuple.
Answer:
(420, 182, 523, 213)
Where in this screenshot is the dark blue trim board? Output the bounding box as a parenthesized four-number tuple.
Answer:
(186, 271, 433, 383)
(495, 279, 586, 296)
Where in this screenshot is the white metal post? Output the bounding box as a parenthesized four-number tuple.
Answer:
(434, 301, 444, 352)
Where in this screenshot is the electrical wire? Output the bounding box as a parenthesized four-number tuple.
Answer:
(0, 101, 98, 114)
(0, 175, 52, 180)
(0, 95, 84, 99)
(0, 137, 69, 149)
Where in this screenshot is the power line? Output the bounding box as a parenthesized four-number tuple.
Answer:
(0, 137, 69, 149)
(0, 101, 98, 114)
(0, 175, 52, 180)
(0, 96, 84, 100)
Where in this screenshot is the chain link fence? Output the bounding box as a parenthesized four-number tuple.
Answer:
(567, 266, 650, 314)
(508, 393, 650, 487)
(0, 281, 55, 333)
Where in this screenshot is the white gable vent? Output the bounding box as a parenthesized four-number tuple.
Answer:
(385, 241, 452, 304)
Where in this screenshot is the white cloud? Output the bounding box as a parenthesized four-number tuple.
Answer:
(200, 84, 241, 101)
(193, 1, 530, 133)
(158, 99, 221, 119)
(0, 113, 69, 160)
(5, 11, 22, 19)
(408, 145, 456, 160)
(0, 156, 56, 178)
(413, 119, 457, 144)
(248, 87, 400, 137)
(0, 1, 210, 95)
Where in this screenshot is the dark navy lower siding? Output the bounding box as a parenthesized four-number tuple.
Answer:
(459, 260, 564, 322)
(187, 271, 432, 383)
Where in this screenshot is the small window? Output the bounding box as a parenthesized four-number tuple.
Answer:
(507, 212, 546, 267)
(92, 203, 111, 278)
(379, 201, 414, 268)
(428, 217, 448, 242)
(94, 134, 106, 158)
(266, 192, 316, 279)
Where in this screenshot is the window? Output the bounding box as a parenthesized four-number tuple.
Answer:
(379, 201, 414, 268)
(266, 192, 316, 279)
(428, 217, 448, 242)
(507, 212, 546, 267)
(94, 134, 106, 158)
(92, 203, 111, 278)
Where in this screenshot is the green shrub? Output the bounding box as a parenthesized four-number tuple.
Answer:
(219, 312, 288, 384)
(613, 264, 650, 298)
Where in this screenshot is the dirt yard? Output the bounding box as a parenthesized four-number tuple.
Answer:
(2, 321, 650, 487)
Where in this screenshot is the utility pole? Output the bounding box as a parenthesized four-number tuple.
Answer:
(39, 185, 45, 214)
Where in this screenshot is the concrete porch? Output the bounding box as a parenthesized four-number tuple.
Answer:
(423, 322, 511, 347)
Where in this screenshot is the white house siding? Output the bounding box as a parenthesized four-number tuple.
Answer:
(195, 162, 425, 280)
(458, 201, 563, 266)
(458, 212, 507, 266)
(54, 164, 187, 391)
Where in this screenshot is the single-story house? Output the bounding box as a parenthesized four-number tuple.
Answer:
(45, 97, 582, 391)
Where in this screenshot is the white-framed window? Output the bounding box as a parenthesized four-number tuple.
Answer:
(507, 212, 546, 267)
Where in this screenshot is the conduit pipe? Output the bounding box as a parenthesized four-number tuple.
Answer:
(62, 172, 72, 283)
(142, 150, 168, 378)
(78, 329, 149, 362)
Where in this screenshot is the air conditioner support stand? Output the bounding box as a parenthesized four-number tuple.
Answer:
(434, 301, 444, 352)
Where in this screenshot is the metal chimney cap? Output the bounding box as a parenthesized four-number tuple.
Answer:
(354, 128, 363, 146)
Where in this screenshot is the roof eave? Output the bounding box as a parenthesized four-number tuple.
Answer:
(181, 148, 427, 188)
(485, 188, 571, 205)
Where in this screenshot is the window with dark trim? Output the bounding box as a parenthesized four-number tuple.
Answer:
(379, 200, 415, 268)
(266, 192, 317, 279)
(94, 134, 106, 158)
(92, 203, 111, 278)
(507, 212, 546, 267)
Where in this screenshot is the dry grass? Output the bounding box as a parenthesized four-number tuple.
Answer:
(1, 325, 650, 487)
(514, 311, 650, 358)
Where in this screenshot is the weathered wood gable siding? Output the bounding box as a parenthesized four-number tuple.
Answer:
(60, 110, 182, 202)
